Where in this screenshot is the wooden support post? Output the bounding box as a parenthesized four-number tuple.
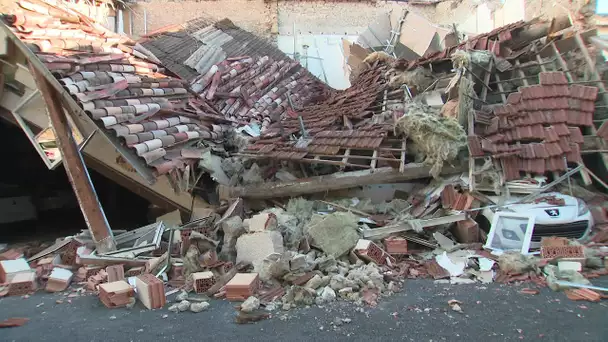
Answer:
(30, 67, 116, 253)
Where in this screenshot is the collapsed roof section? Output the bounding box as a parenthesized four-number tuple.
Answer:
(140, 17, 301, 81)
(140, 16, 330, 134)
(2, 1, 231, 183)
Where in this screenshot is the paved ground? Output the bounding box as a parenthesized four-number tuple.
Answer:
(1, 278, 607, 342)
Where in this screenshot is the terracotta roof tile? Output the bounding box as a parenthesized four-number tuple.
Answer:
(543, 126, 560, 142)
(552, 123, 570, 136)
(539, 72, 568, 86)
(468, 136, 484, 156)
(566, 143, 582, 163)
(5, 5, 231, 177)
(570, 84, 599, 101)
(506, 92, 521, 104)
(568, 127, 584, 144)
(597, 120, 608, 141)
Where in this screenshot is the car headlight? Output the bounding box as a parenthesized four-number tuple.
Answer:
(577, 198, 589, 216)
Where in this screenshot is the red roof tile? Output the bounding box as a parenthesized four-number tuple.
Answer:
(552, 123, 570, 136)
(570, 84, 599, 101)
(507, 92, 522, 105)
(468, 136, 484, 157)
(568, 127, 584, 144)
(566, 143, 582, 163)
(597, 120, 608, 141)
(543, 126, 560, 142)
(539, 72, 568, 86)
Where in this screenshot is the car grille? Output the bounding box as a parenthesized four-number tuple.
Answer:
(531, 220, 589, 242)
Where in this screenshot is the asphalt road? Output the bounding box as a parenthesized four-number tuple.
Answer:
(1, 278, 607, 342)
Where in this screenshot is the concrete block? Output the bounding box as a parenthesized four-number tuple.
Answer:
(558, 261, 582, 272)
(236, 231, 284, 265)
(243, 212, 277, 233)
(306, 212, 360, 258)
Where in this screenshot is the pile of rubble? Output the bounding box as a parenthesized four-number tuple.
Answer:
(1, 0, 608, 325)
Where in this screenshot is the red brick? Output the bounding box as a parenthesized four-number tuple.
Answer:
(136, 274, 166, 310)
(105, 264, 124, 283)
(98, 281, 135, 308)
(192, 271, 216, 294)
(540, 245, 585, 259)
(355, 239, 395, 265)
(384, 237, 408, 255)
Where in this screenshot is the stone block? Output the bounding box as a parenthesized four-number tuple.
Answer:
(306, 212, 359, 258)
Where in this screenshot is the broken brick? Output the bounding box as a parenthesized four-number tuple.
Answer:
(105, 264, 125, 283)
(354, 239, 396, 265)
(46, 268, 73, 292)
(192, 271, 216, 293)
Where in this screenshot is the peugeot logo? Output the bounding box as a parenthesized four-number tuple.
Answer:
(545, 209, 560, 217)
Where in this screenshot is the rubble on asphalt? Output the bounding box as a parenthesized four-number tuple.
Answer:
(1, 0, 608, 325)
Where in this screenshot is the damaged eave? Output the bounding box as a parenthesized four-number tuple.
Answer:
(219, 163, 466, 200)
(0, 22, 158, 184)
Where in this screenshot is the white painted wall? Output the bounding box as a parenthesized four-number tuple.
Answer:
(278, 34, 358, 90)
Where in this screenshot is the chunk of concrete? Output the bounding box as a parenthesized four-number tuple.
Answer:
(236, 231, 284, 265)
(220, 216, 245, 261)
(306, 212, 360, 258)
(243, 213, 278, 233)
(241, 296, 260, 313)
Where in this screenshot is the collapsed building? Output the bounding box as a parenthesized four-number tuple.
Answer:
(1, 0, 608, 321)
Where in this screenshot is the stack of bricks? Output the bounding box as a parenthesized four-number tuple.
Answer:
(136, 274, 166, 310)
(192, 271, 216, 294)
(354, 239, 396, 265)
(98, 280, 135, 308)
(383, 237, 408, 255)
(8, 272, 36, 296)
(225, 273, 260, 301)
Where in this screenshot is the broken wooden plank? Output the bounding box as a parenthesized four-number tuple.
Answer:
(30, 66, 116, 253)
(362, 213, 467, 239)
(219, 164, 465, 200)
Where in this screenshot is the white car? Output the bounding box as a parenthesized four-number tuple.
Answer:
(476, 192, 594, 250)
